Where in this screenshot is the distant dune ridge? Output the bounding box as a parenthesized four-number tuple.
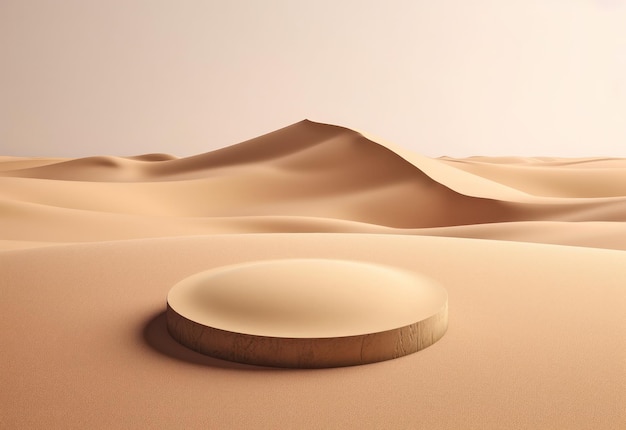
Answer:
(2, 119, 626, 248)
(2, 121, 625, 429)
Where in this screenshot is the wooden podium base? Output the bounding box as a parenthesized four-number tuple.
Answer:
(167, 259, 448, 368)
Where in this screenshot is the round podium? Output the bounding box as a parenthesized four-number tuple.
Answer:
(167, 259, 448, 368)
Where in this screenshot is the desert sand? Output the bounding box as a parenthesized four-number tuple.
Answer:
(1, 120, 625, 429)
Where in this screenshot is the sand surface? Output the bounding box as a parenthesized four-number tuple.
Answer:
(1, 120, 625, 429)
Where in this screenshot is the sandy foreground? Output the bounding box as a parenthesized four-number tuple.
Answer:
(1, 120, 625, 429)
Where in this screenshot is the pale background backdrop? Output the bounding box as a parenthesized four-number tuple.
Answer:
(1, 0, 625, 158)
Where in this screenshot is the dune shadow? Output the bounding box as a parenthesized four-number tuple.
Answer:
(141, 311, 276, 371)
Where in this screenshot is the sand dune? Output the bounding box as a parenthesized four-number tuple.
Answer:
(2, 120, 626, 236)
(1, 120, 625, 429)
(439, 156, 626, 197)
(0, 156, 69, 171)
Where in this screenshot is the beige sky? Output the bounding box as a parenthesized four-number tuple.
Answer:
(1, 0, 625, 158)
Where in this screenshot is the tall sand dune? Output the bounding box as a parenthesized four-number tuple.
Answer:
(1, 120, 625, 429)
(2, 120, 626, 236)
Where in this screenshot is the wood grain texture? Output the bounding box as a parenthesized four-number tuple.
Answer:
(166, 301, 448, 368)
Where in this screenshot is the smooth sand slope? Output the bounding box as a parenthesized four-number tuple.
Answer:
(1, 120, 625, 429)
(2, 120, 626, 248)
